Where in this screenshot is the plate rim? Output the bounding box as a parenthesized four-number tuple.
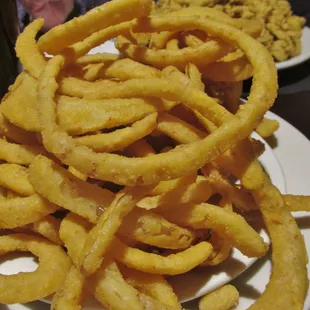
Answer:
(169, 131, 286, 302)
(276, 26, 310, 70)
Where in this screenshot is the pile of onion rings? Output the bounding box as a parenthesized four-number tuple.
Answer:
(0, 0, 309, 309)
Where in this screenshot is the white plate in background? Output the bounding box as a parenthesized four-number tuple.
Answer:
(184, 110, 310, 310)
(88, 40, 119, 55)
(276, 26, 310, 70)
(87, 29, 310, 71)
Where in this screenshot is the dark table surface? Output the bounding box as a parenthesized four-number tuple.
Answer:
(243, 59, 310, 140)
(271, 60, 310, 139)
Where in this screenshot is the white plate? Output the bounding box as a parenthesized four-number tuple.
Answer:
(276, 26, 310, 70)
(0, 116, 287, 310)
(184, 110, 310, 310)
(88, 40, 119, 55)
(233, 111, 310, 310)
(169, 131, 286, 302)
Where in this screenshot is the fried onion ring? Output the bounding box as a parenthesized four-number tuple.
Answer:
(0, 234, 71, 304)
(38, 14, 277, 185)
(38, 0, 152, 54)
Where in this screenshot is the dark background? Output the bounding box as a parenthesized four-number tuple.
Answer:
(242, 0, 310, 140)
(273, 1, 310, 140)
(243, 56, 310, 141)
(270, 60, 310, 140)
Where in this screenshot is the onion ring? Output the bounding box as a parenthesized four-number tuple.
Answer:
(75, 113, 158, 152)
(0, 234, 71, 304)
(38, 0, 152, 54)
(0, 139, 46, 166)
(0, 164, 34, 196)
(0, 113, 37, 145)
(116, 34, 232, 69)
(15, 18, 46, 79)
(37, 14, 277, 185)
(0, 194, 58, 229)
(158, 202, 267, 257)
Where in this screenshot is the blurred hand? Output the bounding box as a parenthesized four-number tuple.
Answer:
(20, 0, 74, 31)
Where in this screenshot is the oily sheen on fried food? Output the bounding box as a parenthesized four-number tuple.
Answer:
(0, 0, 309, 309)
